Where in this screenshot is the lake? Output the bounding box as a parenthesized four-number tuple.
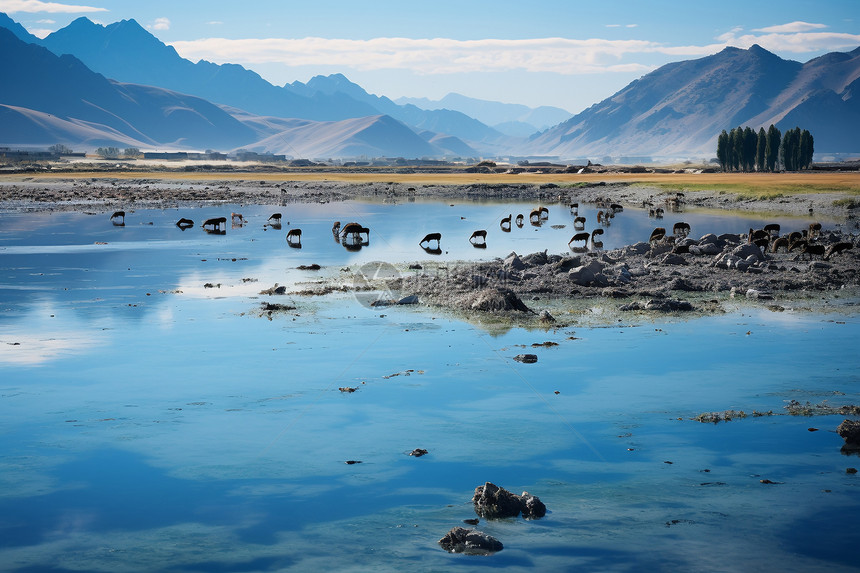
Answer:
(1, 200, 858, 572)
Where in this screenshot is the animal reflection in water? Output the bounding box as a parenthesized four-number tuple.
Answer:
(266, 213, 282, 229)
(332, 221, 341, 242)
(202, 216, 227, 234)
(420, 232, 442, 255)
(176, 217, 194, 230)
(573, 216, 586, 231)
(231, 212, 245, 228)
(500, 214, 512, 232)
(469, 229, 487, 248)
(515, 214, 524, 228)
(568, 231, 590, 251)
(340, 222, 370, 249)
(649, 227, 666, 243)
(286, 228, 302, 248)
(530, 206, 549, 226)
(110, 210, 125, 226)
(673, 222, 691, 238)
(420, 232, 441, 248)
(591, 228, 604, 248)
(569, 203, 579, 215)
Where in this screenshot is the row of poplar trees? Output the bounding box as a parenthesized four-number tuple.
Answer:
(716, 125, 814, 172)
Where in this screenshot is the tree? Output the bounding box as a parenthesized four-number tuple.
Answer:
(96, 147, 121, 159)
(717, 130, 729, 171)
(743, 126, 756, 172)
(765, 125, 780, 172)
(48, 144, 73, 155)
(755, 128, 766, 172)
(799, 129, 814, 169)
(123, 147, 141, 158)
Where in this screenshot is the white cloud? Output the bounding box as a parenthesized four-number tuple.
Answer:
(148, 17, 170, 31)
(719, 30, 860, 53)
(28, 27, 53, 37)
(36, 18, 54, 23)
(171, 36, 690, 76)
(753, 21, 828, 33)
(0, 0, 107, 13)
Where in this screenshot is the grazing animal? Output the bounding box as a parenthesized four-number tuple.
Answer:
(341, 222, 369, 242)
(570, 203, 579, 215)
(808, 222, 822, 238)
(649, 227, 666, 243)
(788, 239, 807, 253)
(529, 208, 542, 223)
(591, 228, 604, 248)
(764, 223, 780, 237)
(500, 214, 512, 232)
(231, 212, 245, 226)
(610, 203, 623, 212)
(568, 232, 590, 248)
(787, 231, 804, 244)
(419, 232, 442, 247)
(286, 228, 302, 246)
(469, 230, 487, 244)
(110, 210, 125, 226)
(202, 217, 227, 233)
(824, 242, 853, 260)
(800, 243, 825, 259)
(597, 210, 605, 224)
(748, 228, 769, 244)
(515, 214, 524, 228)
(673, 222, 691, 237)
(539, 206, 549, 219)
(176, 217, 194, 230)
(770, 237, 789, 253)
(649, 207, 664, 218)
(573, 216, 586, 230)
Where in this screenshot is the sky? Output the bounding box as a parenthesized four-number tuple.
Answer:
(2, 0, 859, 114)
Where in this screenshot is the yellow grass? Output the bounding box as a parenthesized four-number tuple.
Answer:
(3, 169, 860, 194)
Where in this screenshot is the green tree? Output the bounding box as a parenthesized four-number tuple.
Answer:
(799, 129, 814, 169)
(765, 125, 780, 172)
(96, 147, 121, 159)
(755, 127, 766, 172)
(717, 130, 729, 171)
(743, 126, 756, 172)
(123, 147, 141, 158)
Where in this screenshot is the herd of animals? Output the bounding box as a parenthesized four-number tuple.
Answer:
(107, 195, 854, 261)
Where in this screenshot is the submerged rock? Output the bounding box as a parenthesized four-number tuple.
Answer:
(472, 482, 547, 519)
(513, 353, 538, 363)
(438, 527, 503, 555)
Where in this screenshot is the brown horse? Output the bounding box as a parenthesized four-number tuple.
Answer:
(673, 222, 691, 237)
(573, 216, 586, 230)
(591, 228, 604, 248)
(500, 214, 512, 232)
(568, 232, 590, 248)
(515, 214, 524, 228)
(202, 217, 227, 233)
(110, 210, 125, 226)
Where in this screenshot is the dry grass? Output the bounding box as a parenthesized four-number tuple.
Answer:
(3, 169, 859, 195)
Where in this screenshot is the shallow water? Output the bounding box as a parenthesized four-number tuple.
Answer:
(1, 202, 858, 572)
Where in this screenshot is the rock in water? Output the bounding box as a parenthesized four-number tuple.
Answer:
(472, 482, 547, 519)
(837, 419, 860, 447)
(438, 527, 503, 555)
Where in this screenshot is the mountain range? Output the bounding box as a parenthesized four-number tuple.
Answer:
(1, 12, 858, 160)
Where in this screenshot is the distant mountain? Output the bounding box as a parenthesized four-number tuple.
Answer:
(37, 17, 380, 123)
(0, 12, 37, 43)
(31, 16, 502, 150)
(234, 114, 453, 159)
(290, 74, 506, 144)
(397, 93, 572, 136)
(0, 27, 257, 150)
(530, 44, 860, 158)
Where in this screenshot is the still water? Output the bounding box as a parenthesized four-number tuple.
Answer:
(1, 201, 858, 572)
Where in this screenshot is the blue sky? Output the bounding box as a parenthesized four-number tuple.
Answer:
(2, 0, 859, 113)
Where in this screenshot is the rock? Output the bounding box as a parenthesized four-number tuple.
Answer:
(520, 492, 547, 519)
(472, 482, 546, 519)
(552, 256, 580, 272)
(691, 242, 723, 255)
(438, 527, 503, 555)
(837, 419, 860, 446)
(409, 448, 428, 457)
(504, 252, 526, 270)
(397, 294, 419, 305)
(539, 310, 556, 323)
(623, 242, 651, 256)
(568, 259, 606, 286)
(466, 288, 531, 312)
(521, 250, 549, 266)
(643, 299, 693, 312)
(649, 243, 674, 257)
(513, 354, 538, 363)
(661, 253, 687, 265)
(733, 244, 765, 261)
(745, 289, 774, 300)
